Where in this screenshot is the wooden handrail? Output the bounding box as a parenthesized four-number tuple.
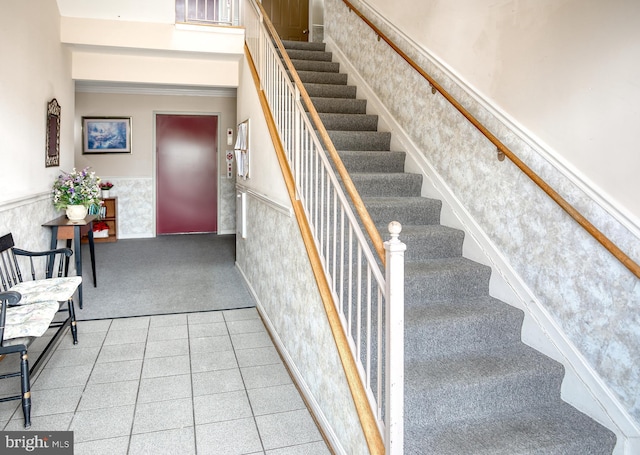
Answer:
(341, 0, 640, 280)
(255, 1, 386, 265)
(244, 43, 386, 455)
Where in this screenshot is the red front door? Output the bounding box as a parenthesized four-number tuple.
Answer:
(156, 114, 218, 234)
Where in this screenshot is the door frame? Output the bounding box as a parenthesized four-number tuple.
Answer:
(152, 111, 222, 236)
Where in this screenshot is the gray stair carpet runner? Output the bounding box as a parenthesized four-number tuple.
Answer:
(281, 40, 617, 455)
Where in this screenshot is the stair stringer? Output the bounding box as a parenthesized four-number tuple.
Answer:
(324, 35, 640, 454)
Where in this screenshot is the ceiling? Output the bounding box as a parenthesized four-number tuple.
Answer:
(56, 0, 175, 23)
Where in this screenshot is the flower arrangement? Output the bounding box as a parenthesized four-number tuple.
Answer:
(52, 167, 102, 210)
(99, 181, 114, 190)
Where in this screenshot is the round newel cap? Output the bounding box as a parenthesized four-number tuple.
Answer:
(388, 221, 402, 235)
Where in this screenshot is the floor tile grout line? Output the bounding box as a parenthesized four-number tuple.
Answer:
(188, 312, 199, 455)
(224, 310, 268, 454)
(126, 315, 151, 455)
(255, 309, 337, 455)
(65, 318, 112, 434)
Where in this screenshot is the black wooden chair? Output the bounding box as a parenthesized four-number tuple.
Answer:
(0, 233, 79, 345)
(0, 290, 59, 428)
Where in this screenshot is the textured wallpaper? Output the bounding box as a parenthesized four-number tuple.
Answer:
(0, 197, 60, 253)
(236, 193, 369, 454)
(93, 177, 236, 239)
(325, 0, 640, 423)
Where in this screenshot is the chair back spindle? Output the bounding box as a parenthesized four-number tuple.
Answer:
(0, 290, 22, 346)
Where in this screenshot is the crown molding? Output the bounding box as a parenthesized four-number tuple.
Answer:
(75, 80, 237, 97)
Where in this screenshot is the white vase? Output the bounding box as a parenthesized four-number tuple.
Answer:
(101, 189, 110, 198)
(66, 205, 87, 221)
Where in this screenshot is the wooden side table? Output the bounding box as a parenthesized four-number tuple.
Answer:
(42, 214, 97, 309)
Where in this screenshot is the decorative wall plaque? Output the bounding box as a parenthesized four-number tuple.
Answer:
(45, 98, 60, 167)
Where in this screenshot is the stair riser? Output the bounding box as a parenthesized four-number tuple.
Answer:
(364, 198, 442, 226)
(307, 84, 357, 99)
(282, 40, 326, 52)
(351, 174, 423, 197)
(405, 404, 617, 455)
(340, 151, 405, 174)
(405, 264, 490, 303)
(291, 59, 340, 73)
(319, 113, 378, 131)
(296, 71, 348, 85)
(328, 131, 391, 151)
(406, 366, 563, 428)
(400, 229, 464, 260)
(284, 49, 333, 62)
(404, 309, 524, 363)
(311, 98, 367, 114)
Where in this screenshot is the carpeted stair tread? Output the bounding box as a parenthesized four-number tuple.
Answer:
(281, 40, 326, 52)
(404, 296, 524, 362)
(405, 402, 617, 455)
(405, 257, 491, 302)
(363, 197, 442, 225)
(350, 173, 423, 197)
(328, 130, 391, 150)
(290, 59, 340, 73)
(295, 70, 348, 85)
(318, 113, 378, 130)
(385, 224, 464, 260)
(339, 150, 405, 173)
(306, 84, 358, 99)
(405, 344, 564, 428)
(310, 97, 367, 114)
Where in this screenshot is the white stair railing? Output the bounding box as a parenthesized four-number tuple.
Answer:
(244, 1, 405, 453)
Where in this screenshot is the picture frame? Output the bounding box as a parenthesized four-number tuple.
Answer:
(45, 99, 60, 167)
(82, 117, 132, 154)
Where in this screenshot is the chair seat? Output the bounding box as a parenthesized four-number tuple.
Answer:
(9, 277, 82, 304)
(3, 301, 60, 340)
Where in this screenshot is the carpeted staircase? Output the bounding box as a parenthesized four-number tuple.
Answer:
(281, 39, 617, 455)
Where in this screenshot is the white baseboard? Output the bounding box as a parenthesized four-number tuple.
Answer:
(117, 233, 154, 239)
(325, 36, 640, 454)
(235, 262, 346, 455)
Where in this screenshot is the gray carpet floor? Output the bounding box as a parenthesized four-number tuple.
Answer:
(78, 234, 256, 320)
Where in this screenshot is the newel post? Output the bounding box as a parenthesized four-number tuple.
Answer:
(384, 221, 405, 454)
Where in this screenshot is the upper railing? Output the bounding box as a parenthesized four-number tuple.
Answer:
(244, 0, 404, 453)
(176, 0, 240, 26)
(341, 0, 640, 280)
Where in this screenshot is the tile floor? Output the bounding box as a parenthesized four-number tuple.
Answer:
(0, 308, 331, 455)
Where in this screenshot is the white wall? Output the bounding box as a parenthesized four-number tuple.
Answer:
(57, 0, 175, 23)
(365, 0, 640, 226)
(0, 0, 75, 206)
(0, 0, 74, 255)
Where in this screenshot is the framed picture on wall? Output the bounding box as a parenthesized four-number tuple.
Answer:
(82, 117, 132, 154)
